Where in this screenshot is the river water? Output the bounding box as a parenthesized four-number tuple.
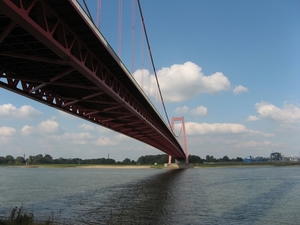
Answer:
(0, 166, 299, 224)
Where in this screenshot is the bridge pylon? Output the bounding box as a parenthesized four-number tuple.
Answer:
(165, 116, 192, 168)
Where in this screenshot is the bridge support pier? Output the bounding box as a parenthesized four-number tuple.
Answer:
(164, 116, 193, 168)
(164, 159, 193, 169)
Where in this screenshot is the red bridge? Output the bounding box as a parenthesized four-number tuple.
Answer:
(0, 0, 187, 161)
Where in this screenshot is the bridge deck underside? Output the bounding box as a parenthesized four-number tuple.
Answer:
(0, 0, 185, 159)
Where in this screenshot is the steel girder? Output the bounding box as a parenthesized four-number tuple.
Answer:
(0, 0, 186, 159)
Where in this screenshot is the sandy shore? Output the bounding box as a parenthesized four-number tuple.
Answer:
(79, 165, 153, 169)
(19, 165, 154, 169)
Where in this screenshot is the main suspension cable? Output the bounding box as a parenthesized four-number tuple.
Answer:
(82, 0, 94, 25)
(137, 0, 172, 130)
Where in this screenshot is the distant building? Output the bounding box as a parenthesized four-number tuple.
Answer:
(255, 156, 268, 162)
(270, 152, 282, 161)
(243, 156, 268, 163)
(243, 156, 255, 163)
(288, 156, 300, 162)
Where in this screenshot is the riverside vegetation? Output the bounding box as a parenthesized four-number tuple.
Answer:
(1, 154, 297, 169)
(0, 206, 143, 225)
(0, 153, 243, 166)
(0, 207, 36, 225)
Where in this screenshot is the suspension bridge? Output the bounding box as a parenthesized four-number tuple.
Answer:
(0, 0, 190, 166)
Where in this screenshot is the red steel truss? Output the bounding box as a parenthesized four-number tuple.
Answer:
(0, 0, 186, 160)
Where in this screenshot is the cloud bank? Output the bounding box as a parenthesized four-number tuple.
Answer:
(233, 85, 248, 95)
(21, 119, 64, 136)
(0, 126, 17, 136)
(248, 102, 300, 123)
(134, 61, 231, 102)
(183, 122, 256, 135)
(175, 105, 208, 116)
(0, 104, 42, 119)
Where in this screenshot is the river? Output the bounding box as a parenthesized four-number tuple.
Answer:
(0, 166, 299, 224)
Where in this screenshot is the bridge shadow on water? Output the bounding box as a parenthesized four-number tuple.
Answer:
(212, 178, 298, 224)
(191, 167, 299, 225)
(76, 169, 187, 224)
(26, 169, 187, 224)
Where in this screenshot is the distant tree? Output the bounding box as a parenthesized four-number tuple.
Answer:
(26, 154, 44, 164)
(205, 155, 210, 162)
(26, 155, 34, 165)
(106, 158, 116, 164)
(137, 154, 173, 164)
(43, 154, 53, 164)
(137, 156, 145, 164)
(34, 154, 44, 164)
(0, 156, 6, 164)
(15, 156, 25, 165)
(122, 158, 131, 164)
(206, 155, 215, 162)
(156, 155, 169, 164)
(235, 157, 243, 162)
(188, 155, 203, 164)
(222, 155, 230, 162)
(6, 155, 15, 164)
(73, 158, 82, 164)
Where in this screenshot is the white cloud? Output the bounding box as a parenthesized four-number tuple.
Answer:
(264, 140, 271, 146)
(233, 85, 248, 95)
(184, 122, 251, 135)
(20, 125, 34, 136)
(134, 61, 231, 102)
(255, 102, 300, 123)
(174, 105, 208, 116)
(174, 106, 189, 114)
(115, 133, 130, 141)
(21, 119, 63, 136)
(78, 123, 95, 131)
(0, 126, 16, 144)
(50, 130, 121, 147)
(191, 106, 208, 116)
(246, 115, 259, 121)
(54, 132, 94, 145)
(37, 119, 62, 134)
(234, 140, 278, 149)
(263, 133, 275, 137)
(57, 109, 76, 118)
(0, 126, 17, 136)
(234, 141, 259, 148)
(0, 104, 42, 119)
(93, 136, 116, 146)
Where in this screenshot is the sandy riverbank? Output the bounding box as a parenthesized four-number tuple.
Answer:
(79, 165, 153, 169)
(18, 164, 154, 169)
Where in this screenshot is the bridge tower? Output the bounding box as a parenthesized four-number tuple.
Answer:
(167, 116, 190, 166)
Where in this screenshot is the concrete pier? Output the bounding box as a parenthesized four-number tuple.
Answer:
(164, 163, 194, 169)
(164, 159, 194, 169)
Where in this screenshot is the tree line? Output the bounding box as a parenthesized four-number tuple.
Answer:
(0, 153, 243, 165)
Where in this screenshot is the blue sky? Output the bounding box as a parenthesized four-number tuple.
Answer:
(0, 0, 299, 161)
